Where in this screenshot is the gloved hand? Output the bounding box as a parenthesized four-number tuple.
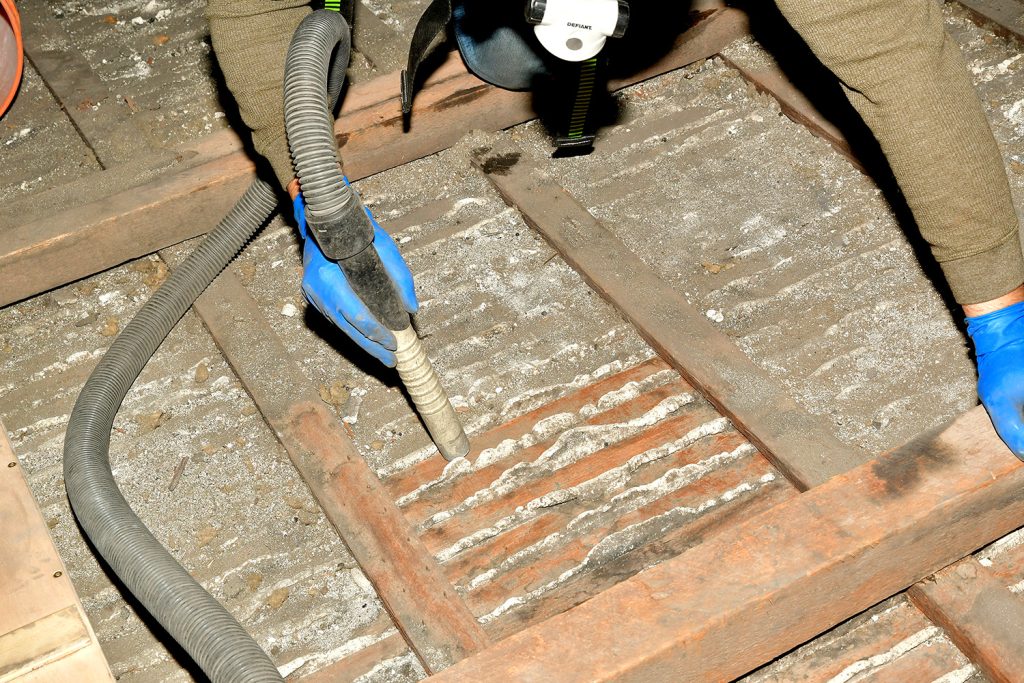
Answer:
(294, 183, 418, 367)
(966, 301, 1024, 459)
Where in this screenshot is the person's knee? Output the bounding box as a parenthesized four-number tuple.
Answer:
(775, 0, 949, 100)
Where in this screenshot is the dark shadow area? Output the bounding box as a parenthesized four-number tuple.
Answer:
(732, 0, 965, 333)
(206, 38, 248, 152)
(605, 4, 708, 80)
(302, 305, 400, 388)
(304, 305, 454, 439)
(530, 61, 621, 153)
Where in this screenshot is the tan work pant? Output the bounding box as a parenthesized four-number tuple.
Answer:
(209, 0, 1024, 302)
(776, 0, 1024, 303)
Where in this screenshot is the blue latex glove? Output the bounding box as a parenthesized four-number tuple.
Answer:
(294, 182, 418, 367)
(966, 301, 1024, 459)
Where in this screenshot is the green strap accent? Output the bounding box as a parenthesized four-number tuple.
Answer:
(324, 0, 341, 12)
(567, 58, 598, 139)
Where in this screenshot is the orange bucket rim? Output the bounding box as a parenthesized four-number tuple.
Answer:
(0, 0, 24, 118)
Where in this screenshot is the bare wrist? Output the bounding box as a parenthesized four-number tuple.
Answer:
(962, 283, 1024, 317)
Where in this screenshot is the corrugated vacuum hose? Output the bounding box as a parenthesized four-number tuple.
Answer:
(63, 179, 285, 682)
(64, 10, 469, 681)
(284, 10, 469, 460)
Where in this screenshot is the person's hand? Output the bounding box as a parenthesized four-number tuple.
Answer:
(967, 300, 1024, 458)
(293, 184, 417, 367)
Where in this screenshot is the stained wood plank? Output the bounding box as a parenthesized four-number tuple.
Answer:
(957, 0, 1024, 42)
(0, 606, 90, 681)
(428, 407, 1024, 682)
(472, 143, 866, 489)
(18, 0, 167, 167)
(0, 425, 113, 682)
(0, 8, 750, 308)
(157, 252, 490, 675)
(909, 557, 1024, 683)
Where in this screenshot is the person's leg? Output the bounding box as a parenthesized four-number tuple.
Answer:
(775, 0, 1024, 303)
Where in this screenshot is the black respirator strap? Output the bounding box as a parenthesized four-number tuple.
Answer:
(554, 54, 606, 150)
(321, 0, 354, 26)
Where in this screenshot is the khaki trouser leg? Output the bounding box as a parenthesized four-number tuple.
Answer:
(774, 0, 1024, 303)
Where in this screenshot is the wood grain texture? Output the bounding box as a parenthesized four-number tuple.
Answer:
(0, 606, 90, 681)
(472, 144, 866, 489)
(909, 557, 1024, 683)
(957, 0, 1024, 41)
(1, 8, 750, 308)
(158, 254, 490, 675)
(471, 143, 1024, 679)
(428, 407, 1024, 682)
(718, 53, 862, 171)
(0, 426, 113, 682)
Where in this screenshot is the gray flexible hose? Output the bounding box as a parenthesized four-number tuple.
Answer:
(62, 14, 359, 680)
(63, 179, 285, 683)
(284, 10, 470, 461)
(284, 10, 354, 223)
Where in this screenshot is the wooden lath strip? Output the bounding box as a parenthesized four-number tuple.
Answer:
(470, 142, 1024, 679)
(0, 8, 752, 309)
(383, 357, 674, 500)
(472, 144, 867, 488)
(157, 251, 490, 675)
(428, 407, 1024, 682)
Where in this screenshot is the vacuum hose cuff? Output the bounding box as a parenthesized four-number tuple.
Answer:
(306, 197, 375, 261)
(285, 10, 409, 332)
(284, 10, 353, 224)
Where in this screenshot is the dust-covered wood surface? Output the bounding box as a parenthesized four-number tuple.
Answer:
(429, 407, 1024, 682)
(157, 253, 491, 674)
(0, 425, 113, 682)
(0, 9, 751, 309)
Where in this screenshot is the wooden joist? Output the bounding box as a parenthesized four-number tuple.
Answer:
(159, 251, 490, 674)
(956, 0, 1024, 42)
(0, 424, 113, 682)
(471, 142, 1024, 680)
(428, 407, 1024, 682)
(472, 144, 866, 488)
(718, 50, 861, 171)
(909, 557, 1024, 683)
(0, 7, 751, 309)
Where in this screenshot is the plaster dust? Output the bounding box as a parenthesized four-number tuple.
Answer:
(1, 0, 400, 206)
(509, 46, 980, 457)
(2, 2, 1023, 681)
(0, 260, 397, 682)
(0, 60, 100, 202)
(230, 143, 655, 481)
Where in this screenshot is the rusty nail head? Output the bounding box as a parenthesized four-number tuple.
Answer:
(53, 571, 63, 578)
(7, 462, 15, 468)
